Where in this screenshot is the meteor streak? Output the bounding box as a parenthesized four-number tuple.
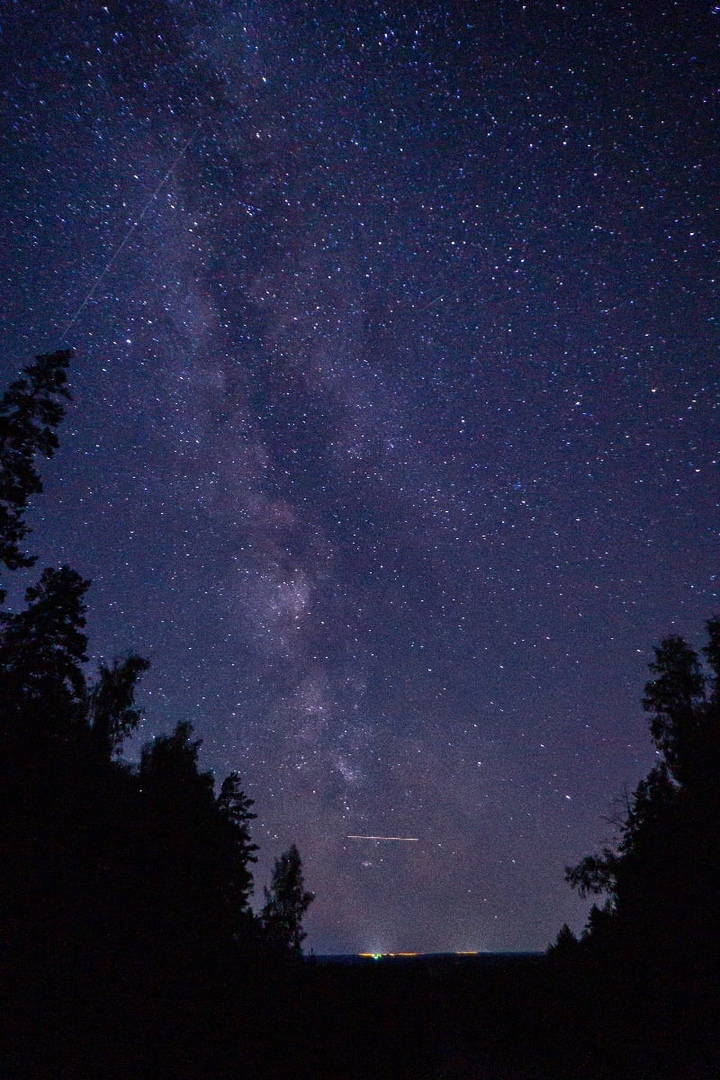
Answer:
(61, 125, 200, 339)
(347, 835, 419, 842)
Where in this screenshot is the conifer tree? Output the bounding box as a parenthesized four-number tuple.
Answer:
(261, 843, 314, 954)
(566, 620, 720, 975)
(216, 772, 258, 926)
(0, 350, 72, 590)
(0, 565, 90, 749)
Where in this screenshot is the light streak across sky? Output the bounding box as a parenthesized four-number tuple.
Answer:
(347, 835, 419, 842)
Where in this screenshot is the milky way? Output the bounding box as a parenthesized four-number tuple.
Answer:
(1, 2, 718, 953)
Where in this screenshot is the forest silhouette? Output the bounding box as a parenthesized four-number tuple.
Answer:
(1, 352, 718, 1078)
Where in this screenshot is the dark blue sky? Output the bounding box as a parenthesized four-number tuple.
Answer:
(1, 1, 718, 953)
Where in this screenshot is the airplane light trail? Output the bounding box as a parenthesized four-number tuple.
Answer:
(347, 835, 419, 842)
(60, 125, 200, 339)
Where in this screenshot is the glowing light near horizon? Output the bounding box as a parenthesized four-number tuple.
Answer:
(357, 951, 480, 959)
(358, 952, 418, 959)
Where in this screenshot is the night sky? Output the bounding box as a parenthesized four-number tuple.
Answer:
(1, 1, 718, 954)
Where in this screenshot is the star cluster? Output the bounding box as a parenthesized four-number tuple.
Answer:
(1, 1, 718, 953)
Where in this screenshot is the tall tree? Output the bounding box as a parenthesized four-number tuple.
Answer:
(0, 350, 72, 591)
(566, 619, 720, 966)
(261, 843, 314, 955)
(561, 622, 720, 1076)
(642, 634, 707, 786)
(216, 771, 258, 929)
(0, 565, 90, 749)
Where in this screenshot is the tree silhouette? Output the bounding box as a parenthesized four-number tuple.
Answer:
(261, 842, 314, 955)
(0, 350, 72, 588)
(138, 721, 221, 936)
(567, 621, 720, 917)
(216, 771, 259, 934)
(134, 721, 262, 961)
(642, 634, 707, 784)
(563, 619, 720, 1074)
(89, 653, 150, 759)
(0, 565, 90, 751)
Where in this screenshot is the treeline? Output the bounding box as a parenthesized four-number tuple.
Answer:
(0, 352, 313, 1078)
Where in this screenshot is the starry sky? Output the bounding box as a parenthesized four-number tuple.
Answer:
(1, 1, 718, 954)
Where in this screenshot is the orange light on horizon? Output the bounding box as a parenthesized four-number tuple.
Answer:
(358, 950, 481, 959)
(358, 951, 418, 958)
